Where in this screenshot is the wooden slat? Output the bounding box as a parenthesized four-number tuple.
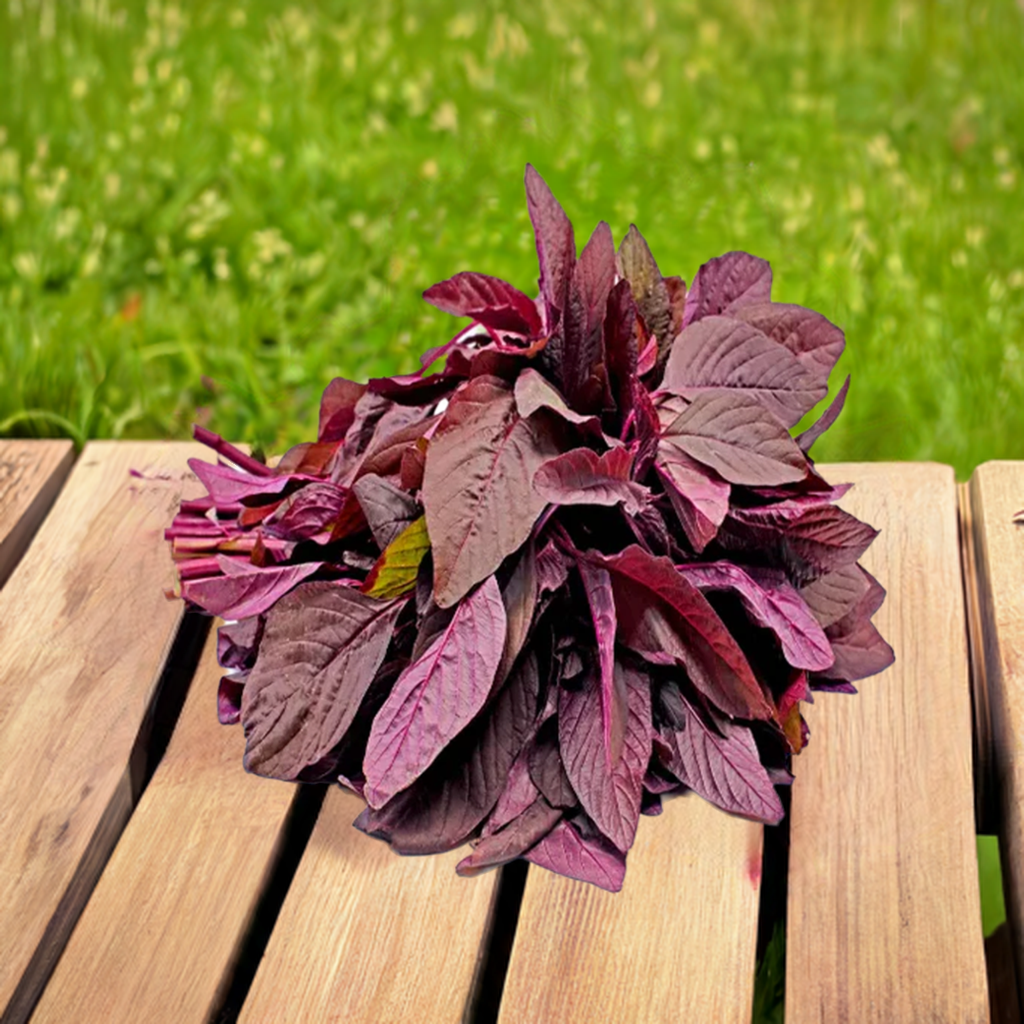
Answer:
(786, 462, 989, 1023)
(238, 788, 500, 1023)
(0, 440, 74, 589)
(0, 441, 210, 1024)
(498, 798, 763, 1023)
(966, 461, 1024, 998)
(31, 630, 297, 1024)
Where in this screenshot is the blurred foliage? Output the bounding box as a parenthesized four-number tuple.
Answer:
(0, 0, 1022, 474)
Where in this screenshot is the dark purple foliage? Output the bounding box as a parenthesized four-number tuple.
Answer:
(168, 165, 892, 892)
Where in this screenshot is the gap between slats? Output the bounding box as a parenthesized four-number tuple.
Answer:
(0, 610, 209, 1024)
(0, 441, 76, 591)
(210, 785, 327, 1024)
(958, 476, 1024, 1024)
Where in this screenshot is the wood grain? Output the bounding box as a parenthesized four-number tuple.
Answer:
(0, 440, 74, 590)
(498, 795, 764, 1023)
(966, 461, 1024, 1000)
(238, 787, 500, 1024)
(31, 630, 297, 1024)
(0, 442, 210, 1024)
(787, 462, 989, 1023)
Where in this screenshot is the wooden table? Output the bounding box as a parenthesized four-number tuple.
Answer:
(0, 440, 1021, 1023)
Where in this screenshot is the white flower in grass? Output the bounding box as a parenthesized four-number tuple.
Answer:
(12, 252, 39, 280)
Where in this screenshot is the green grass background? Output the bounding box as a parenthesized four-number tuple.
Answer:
(1, 0, 1020, 1013)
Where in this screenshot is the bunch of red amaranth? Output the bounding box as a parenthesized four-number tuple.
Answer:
(167, 166, 894, 892)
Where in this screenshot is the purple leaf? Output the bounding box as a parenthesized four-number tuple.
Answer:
(513, 368, 602, 432)
(217, 674, 245, 725)
(319, 377, 367, 442)
(456, 796, 562, 876)
(352, 473, 419, 549)
(423, 387, 556, 608)
(798, 563, 872, 628)
(656, 447, 731, 553)
(732, 303, 846, 386)
(662, 316, 825, 427)
(423, 271, 544, 337)
(354, 648, 540, 853)
(528, 719, 577, 808)
(563, 220, 616, 408)
(603, 279, 639, 419)
(496, 542, 538, 688)
(796, 375, 850, 454)
(483, 748, 542, 836)
(730, 502, 879, 579)
(366, 372, 456, 407)
(683, 251, 772, 326)
(240, 583, 405, 779)
(676, 562, 834, 671)
(363, 575, 507, 808)
(536, 540, 571, 594)
(533, 447, 649, 515)
(660, 391, 809, 486)
(263, 482, 346, 541)
(525, 164, 575, 330)
(188, 458, 294, 505)
(559, 660, 651, 852)
(576, 559, 623, 761)
(660, 691, 784, 823)
(217, 616, 264, 671)
(617, 224, 672, 366)
(595, 545, 774, 720)
(182, 558, 322, 619)
(525, 817, 627, 892)
(820, 618, 894, 683)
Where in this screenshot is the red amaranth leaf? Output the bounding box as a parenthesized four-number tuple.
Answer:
(798, 562, 872, 628)
(562, 220, 616, 409)
(495, 541, 538, 688)
(456, 796, 562, 876)
(533, 447, 649, 515)
(596, 545, 774, 720)
(319, 377, 367, 442)
(603, 279, 639, 420)
(363, 574, 507, 808)
(352, 473, 419, 549)
(263, 482, 346, 541)
(676, 562, 834, 671)
(656, 447, 731, 553)
(659, 686, 784, 823)
(525, 818, 627, 892)
(513, 368, 602, 432)
(240, 583, 405, 779)
(617, 224, 672, 366)
(732, 303, 846, 386)
(683, 251, 772, 326)
(188, 458, 295, 505)
(423, 387, 555, 608)
(559, 660, 651, 852)
(575, 558, 623, 762)
(182, 558, 322, 620)
(662, 316, 825, 427)
(796, 375, 850, 454)
(353, 648, 540, 853)
(525, 164, 575, 331)
(423, 271, 543, 337)
(660, 391, 809, 486)
(729, 502, 879, 579)
(483, 749, 541, 836)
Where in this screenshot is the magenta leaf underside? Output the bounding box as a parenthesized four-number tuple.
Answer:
(167, 165, 891, 892)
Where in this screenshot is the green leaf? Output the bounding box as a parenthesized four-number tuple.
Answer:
(361, 515, 431, 599)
